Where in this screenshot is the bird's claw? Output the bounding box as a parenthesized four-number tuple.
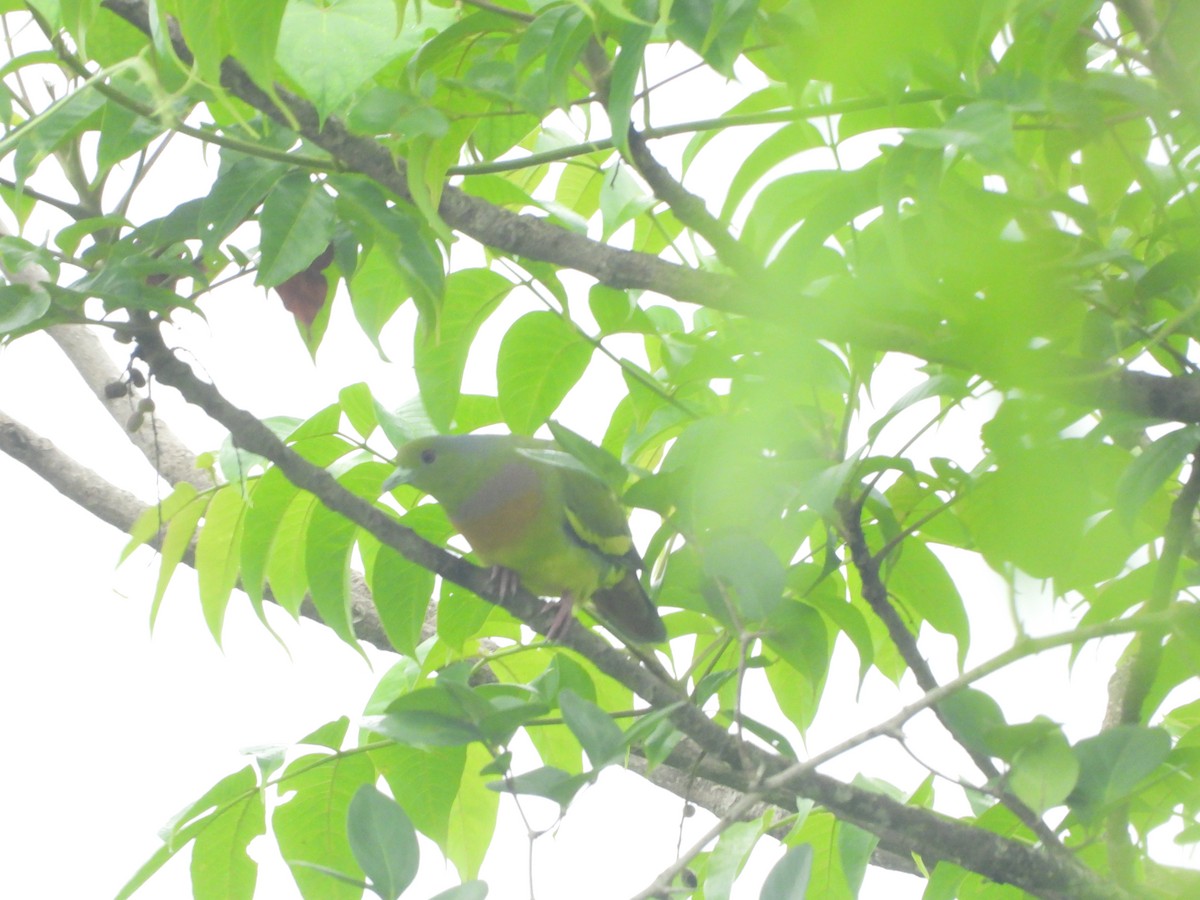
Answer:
(545, 592, 576, 641)
(488, 565, 522, 600)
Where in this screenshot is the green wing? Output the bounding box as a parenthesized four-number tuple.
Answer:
(560, 466, 634, 560)
(560, 466, 666, 643)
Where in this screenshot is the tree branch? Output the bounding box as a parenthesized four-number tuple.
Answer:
(72, 3, 1200, 437)
(47, 325, 211, 489)
(625, 127, 756, 274)
(0, 407, 400, 650)
(98, 0, 748, 316)
(837, 494, 1068, 854)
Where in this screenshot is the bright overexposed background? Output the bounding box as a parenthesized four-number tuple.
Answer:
(5, 14, 1193, 899)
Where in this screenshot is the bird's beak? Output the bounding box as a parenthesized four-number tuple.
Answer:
(382, 467, 414, 492)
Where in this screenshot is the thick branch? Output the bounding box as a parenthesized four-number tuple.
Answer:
(47, 325, 211, 489)
(99, 0, 747, 316)
(2, 409, 150, 531)
(1108, 370, 1200, 424)
(0, 408, 397, 650)
(76, 3, 1200, 437)
(627, 749, 923, 877)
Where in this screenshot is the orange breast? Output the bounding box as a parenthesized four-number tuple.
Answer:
(451, 462, 543, 561)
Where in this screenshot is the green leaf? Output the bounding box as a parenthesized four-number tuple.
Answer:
(760, 843, 813, 900)
(1138, 250, 1200, 301)
(547, 420, 628, 491)
(1068, 725, 1172, 821)
(301, 717, 351, 751)
(276, 0, 450, 119)
(348, 245, 407, 358)
(488, 765, 590, 807)
(97, 95, 169, 172)
(8, 88, 104, 181)
(346, 785, 419, 900)
(446, 744, 499, 880)
(240, 467, 300, 614)
(837, 818, 877, 897)
(334, 176, 445, 323)
(55, 214, 132, 258)
(303, 494, 356, 644)
(370, 687, 483, 747)
(1007, 732, 1079, 814)
(599, 160, 655, 240)
(257, 171, 336, 287)
(704, 819, 762, 900)
(1079, 116, 1152, 215)
(116, 766, 258, 898)
(190, 788, 265, 900)
(559, 689, 624, 768)
(496, 311, 594, 434)
(150, 493, 210, 629)
(667, 0, 757, 77)
(274, 752, 375, 899)
(764, 602, 829, 731)
(166, 0, 234, 85)
(365, 539, 435, 658)
(962, 440, 1100, 580)
(347, 87, 451, 139)
(718, 121, 825, 224)
(339, 382, 379, 440)
(517, 5, 590, 111)
(437, 580, 502, 650)
(414, 268, 511, 431)
(225, 0, 288, 89)
(195, 485, 247, 644)
(904, 101, 1014, 168)
(372, 742, 467, 854)
(867, 374, 971, 443)
(201, 155, 290, 253)
(938, 688, 1008, 759)
(0, 283, 50, 335)
(606, 23, 650, 158)
(306, 463, 385, 648)
(265, 492, 318, 616)
(887, 538, 970, 668)
(1115, 425, 1200, 526)
(703, 532, 786, 623)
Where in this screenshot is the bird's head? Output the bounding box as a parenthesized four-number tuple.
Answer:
(383, 434, 531, 501)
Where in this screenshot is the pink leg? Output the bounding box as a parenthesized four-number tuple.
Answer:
(546, 591, 576, 641)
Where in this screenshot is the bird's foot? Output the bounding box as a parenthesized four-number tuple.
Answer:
(545, 592, 576, 641)
(488, 565, 522, 600)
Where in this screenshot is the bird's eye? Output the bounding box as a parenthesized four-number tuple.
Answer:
(420, 448, 436, 465)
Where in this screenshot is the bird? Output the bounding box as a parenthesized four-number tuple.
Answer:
(383, 433, 666, 643)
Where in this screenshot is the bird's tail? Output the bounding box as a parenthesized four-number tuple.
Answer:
(592, 569, 666, 643)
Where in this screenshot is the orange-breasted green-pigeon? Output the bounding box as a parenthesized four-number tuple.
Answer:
(384, 434, 666, 643)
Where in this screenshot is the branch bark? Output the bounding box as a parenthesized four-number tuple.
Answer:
(0, 407, 399, 650)
(47, 324, 211, 490)
(97, 0, 748, 317)
(838, 495, 1067, 853)
(77, 2, 1200, 437)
